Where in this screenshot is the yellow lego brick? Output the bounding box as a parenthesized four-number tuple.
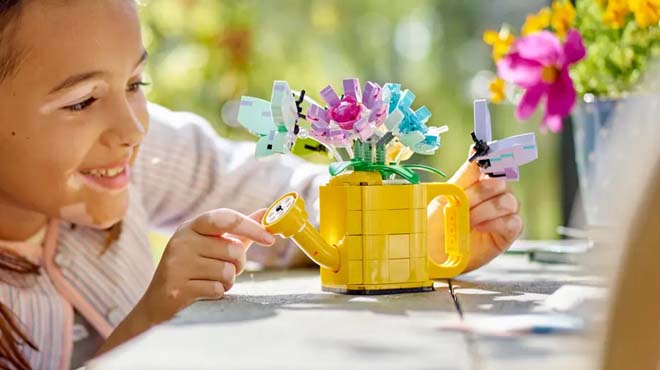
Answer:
(346, 186, 362, 211)
(409, 208, 427, 234)
(345, 235, 363, 260)
(321, 267, 345, 287)
(389, 259, 411, 282)
(362, 209, 411, 235)
(425, 182, 470, 279)
(410, 233, 427, 258)
(361, 184, 424, 210)
(364, 235, 387, 260)
(410, 257, 429, 282)
(411, 185, 426, 209)
(388, 234, 410, 259)
(319, 231, 351, 287)
(348, 260, 363, 284)
(327, 171, 382, 186)
(346, 210, 362, 235)
(364, 260, 389, 284)
(319, 186, 347, 244)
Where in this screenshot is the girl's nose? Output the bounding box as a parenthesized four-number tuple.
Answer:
(100, 103, 147, 148)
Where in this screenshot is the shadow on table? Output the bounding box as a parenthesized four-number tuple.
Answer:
(170, 287, 459, 326)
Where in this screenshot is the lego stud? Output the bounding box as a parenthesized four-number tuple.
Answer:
(265, 194, 296, 225)
(263, 192, 340, 272)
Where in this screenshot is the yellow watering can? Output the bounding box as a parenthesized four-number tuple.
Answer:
(262, 171, 470, 294)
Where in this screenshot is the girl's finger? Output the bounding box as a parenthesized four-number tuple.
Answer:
(187, 280, 226, 301)
(470, 192, 519, 226)
(193, 233, 247, 274)
(191, 208, 275, 246)
(464, 230, 504, 273)
(473, 214, 523, 247)
(449, 160, 482, 190)
(226, 208, 270, 248)
(190, 258, 237, 291)
(248, 208, 268, 223)
(464, 178, 508, 208)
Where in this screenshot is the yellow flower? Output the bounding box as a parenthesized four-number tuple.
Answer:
(603, 0, 630, 28)
(551, 0, 576, 38)
(483, 27, 515, 62)
(489, 78, 506, 104)
(522, 7, 551, 35)
(386, 140, 413, 163)
(629, 0, 660, 28)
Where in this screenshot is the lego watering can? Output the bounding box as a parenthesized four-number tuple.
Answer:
(262, 171, 470, 294)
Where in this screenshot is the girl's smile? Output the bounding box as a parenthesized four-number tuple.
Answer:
(78, 162, 131, 192)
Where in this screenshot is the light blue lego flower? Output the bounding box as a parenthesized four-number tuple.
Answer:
(382, 83, 447, 155)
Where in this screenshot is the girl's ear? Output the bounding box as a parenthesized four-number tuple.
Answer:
(0, 301, 38, 370)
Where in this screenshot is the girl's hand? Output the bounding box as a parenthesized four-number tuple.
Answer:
(140, 208, 274, 323)
(99, 208, 274, 356)
(428, 159, 523, 273)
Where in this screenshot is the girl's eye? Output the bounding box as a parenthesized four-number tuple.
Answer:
(64, 97, 98, 112)
(127, 80, 150, 93)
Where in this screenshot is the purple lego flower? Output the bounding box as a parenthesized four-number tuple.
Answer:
(308, 78, 388, 145)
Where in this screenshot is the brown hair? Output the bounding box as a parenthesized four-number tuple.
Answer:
(0, 0, 25, 83)
(1, 2, 38, 367)
(0, 303, 36, 370)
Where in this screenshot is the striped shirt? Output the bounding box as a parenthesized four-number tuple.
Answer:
(0, 103, 328, 369)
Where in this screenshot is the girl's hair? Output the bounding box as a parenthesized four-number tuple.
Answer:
(0, 0, 24, 83)
(0, 304, 36, 370)
(1, 3, 40, 366)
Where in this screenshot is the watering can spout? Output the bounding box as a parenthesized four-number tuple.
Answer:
(262, 192, 340, 272)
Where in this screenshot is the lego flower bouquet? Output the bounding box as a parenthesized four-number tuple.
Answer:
(483, 0, 660, 224)
(238, 78, 449, 184)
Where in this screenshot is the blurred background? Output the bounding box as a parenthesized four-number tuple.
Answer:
(138, 0, 560, 239)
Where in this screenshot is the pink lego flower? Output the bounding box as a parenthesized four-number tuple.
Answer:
(329, 95, 362, 129)
(497, 29, 585, 132)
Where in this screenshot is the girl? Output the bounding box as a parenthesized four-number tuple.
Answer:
(0, 1, 523, 369)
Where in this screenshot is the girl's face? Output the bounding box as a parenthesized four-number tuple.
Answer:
(0, 0, 149, 229)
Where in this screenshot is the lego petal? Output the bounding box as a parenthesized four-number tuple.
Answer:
(362, 81, 381, 109)
(414, 106, 432, 124)
(343, 78, 361, 101)
(399, 131, 425, 148)
(320, 85, 341, 107)
(307, 104, 330, 124)
(238, 96, 275, 136)
(271, 81, 297, 131)
(398, 90, 416, 110)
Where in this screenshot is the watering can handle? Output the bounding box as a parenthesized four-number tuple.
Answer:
(424, 183, 470, 279)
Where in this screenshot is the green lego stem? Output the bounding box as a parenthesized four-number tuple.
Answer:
(328, 161, 417, 183)
(328, 141, 446, 184)
(400, 164, 447, 178)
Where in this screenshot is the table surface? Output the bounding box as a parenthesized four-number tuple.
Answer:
(89, 250, 605, 370)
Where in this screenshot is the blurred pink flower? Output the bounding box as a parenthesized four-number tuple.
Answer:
(497, 29, 586, 132)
